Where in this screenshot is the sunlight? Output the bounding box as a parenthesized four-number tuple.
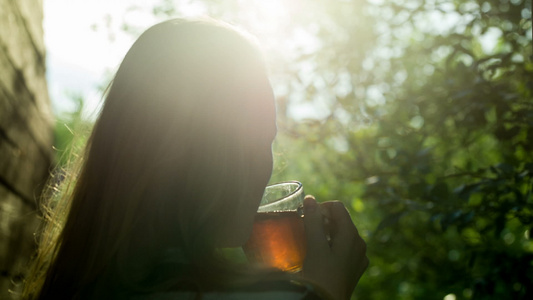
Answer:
(225, 0, 326, 120)
(253, 0, 289, 29)
(258, 0, 288, 19)
(236, 0, 293, 39)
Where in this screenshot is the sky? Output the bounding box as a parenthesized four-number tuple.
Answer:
(45, 0, 128, 116)
(44, 0, 188, 117)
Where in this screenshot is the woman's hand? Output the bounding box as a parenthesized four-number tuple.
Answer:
(301, 195, 369, 300)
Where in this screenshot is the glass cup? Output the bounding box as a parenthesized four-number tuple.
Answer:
(243, 181, 306, 272)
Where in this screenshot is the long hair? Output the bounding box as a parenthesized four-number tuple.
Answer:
(23, 18, 279, 299)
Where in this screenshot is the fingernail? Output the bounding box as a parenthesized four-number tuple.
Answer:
(304, 197, 316, 213)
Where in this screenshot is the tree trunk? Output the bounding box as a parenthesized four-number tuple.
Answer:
(0, 0, 53, 298)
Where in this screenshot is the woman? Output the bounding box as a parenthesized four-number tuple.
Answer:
(23, 18, 368, 299)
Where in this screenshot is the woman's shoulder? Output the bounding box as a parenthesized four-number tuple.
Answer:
(131, 280, 325, 300)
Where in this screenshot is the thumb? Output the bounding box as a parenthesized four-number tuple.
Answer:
(303, 196, 330, 256)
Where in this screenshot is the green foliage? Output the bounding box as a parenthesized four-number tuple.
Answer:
(268, 0, 533, 299)
(52, 93, 92, 170)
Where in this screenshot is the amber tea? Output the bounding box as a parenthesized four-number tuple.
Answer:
(244, 210, 306, 272)
(243, 181, 305, 272)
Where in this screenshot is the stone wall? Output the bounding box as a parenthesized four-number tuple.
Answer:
(0, 0, 53, 298)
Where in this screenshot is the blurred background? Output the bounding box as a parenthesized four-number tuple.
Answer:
(0, 0, 531, 299)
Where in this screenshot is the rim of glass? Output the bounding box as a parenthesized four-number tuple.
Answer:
(259, 180, 303, 209)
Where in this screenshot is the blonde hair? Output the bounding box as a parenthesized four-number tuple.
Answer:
(23, 18, 279, 299)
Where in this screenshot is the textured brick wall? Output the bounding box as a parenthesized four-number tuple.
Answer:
(0, 0, 53, 298)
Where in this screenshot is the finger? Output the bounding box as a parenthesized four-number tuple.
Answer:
(322, 201, 352, 225)
(321, 202, 366, 259)
(303, 196, 330, 256)
(317, 202, 332, 220)
(322, 201, 359, 236)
